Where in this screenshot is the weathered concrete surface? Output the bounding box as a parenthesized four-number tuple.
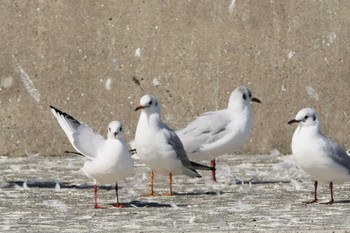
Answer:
(1, 153, 350, 232)
(1, 0, 350, 156)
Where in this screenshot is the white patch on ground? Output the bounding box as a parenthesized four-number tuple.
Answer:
(305, 86, 319, 101)
(105, 78, 112, 90)
(290, 179, 302, 190)
(273, 154, 308, 182)
(170, 203, 179, 209)
(10, 165, 21, 173)
(152, 78, 161, 87)
(23, 181, 29, 190)
(288, 51, 295, 59)
(189, 215, 196, 224)
(12, 56, 40, 102)
(25, 150, 40, 158)
(228, 0, 236, 14)
(135, 48, 141, 58)
(55, 182, 61, 191)
(270, 148, 282, 157)
(76, 215, 92, 220)
(123, 219, 141, 229)
(228, 200, 255, 212)
(43, 200, 68, 212)
(2, 220, 11, 231)
(173, 220, 178, 229)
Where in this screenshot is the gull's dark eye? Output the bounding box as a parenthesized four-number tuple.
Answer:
(249, 93, 252, 98)
(149, 100, 152, 105)
(304, 115, 309, 120)
(119, 127, 122, 131)
(242, 94, 246, 100)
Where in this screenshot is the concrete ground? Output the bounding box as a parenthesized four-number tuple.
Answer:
(1, 152, 350, 232)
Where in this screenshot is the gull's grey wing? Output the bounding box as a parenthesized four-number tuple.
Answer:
(50, 106, 105, 160)
(325, 137, 350, 172)
(72, 124, 106, 160)
(163, 125, 193, 168)
(163, 124, 212, 171)
(177, 110, 232, 153)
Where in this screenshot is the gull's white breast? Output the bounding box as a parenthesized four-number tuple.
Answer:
(83, 139, 133, 183)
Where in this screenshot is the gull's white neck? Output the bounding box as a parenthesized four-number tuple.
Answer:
(136, 110, 161, 131)
(228, 98, 250, 113)
(294, 123, 321, 138)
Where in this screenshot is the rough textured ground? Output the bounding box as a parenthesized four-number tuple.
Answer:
(1, 152, 350, 232)
(1, 0, 350, 156)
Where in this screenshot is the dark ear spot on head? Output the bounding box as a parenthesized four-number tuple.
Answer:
(242, 94, 246, 100)
(312, 115, 316, 121)
(155, 101, 158, 106)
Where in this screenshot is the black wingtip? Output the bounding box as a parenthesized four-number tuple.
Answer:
(64, 150, 83, 156)
(49, 105, 81, 126)
(190, 161, 215, 171)
(50, 105, 64, 115)
(129, 149, 137, 155)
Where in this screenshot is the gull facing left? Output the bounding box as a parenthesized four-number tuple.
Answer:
(288, 107, 350, 204)
(134, 94, 213, 196)
(50, 106, 134, 208)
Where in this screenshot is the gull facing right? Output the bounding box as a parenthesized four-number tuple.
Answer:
(177, 86, 261, 181)
(288, 107, 350, 204)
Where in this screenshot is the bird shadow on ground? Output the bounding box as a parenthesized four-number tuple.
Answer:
(334, 200, 350, 204)
(233, 180, 290, 185)
(173, 191, 224, 196)
(3, 180, 115, 190)
(3, 179, 290, 190)
(114, 200, 186, 208)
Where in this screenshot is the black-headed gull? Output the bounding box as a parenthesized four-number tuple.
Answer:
(288, 107, 350, 204)
(134, 95, 213, 196)
(176, 86, 260, 181)
(50, 106, 134, 208)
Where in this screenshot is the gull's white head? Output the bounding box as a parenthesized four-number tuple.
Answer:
(288, 108, 320, 128)
(135, 94, 160, 114)
(228, 86, 261, 109)
(107, 121, 124, 140)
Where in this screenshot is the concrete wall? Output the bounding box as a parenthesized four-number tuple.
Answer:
(1, 0, 350, 156)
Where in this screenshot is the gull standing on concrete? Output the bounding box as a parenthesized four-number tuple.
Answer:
(176, 86, 261, 181)
(134, 94, 213, 196)
(288, 107, 350, 204)
(50, 106, 134, 208)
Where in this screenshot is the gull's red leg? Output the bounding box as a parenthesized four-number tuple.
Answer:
(113, 183, 123, 208)
(304, 180, 318, 204)
(210, 159, 217, 182)
(320, 182, 334, 204)
(94, 184, 107, 209)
